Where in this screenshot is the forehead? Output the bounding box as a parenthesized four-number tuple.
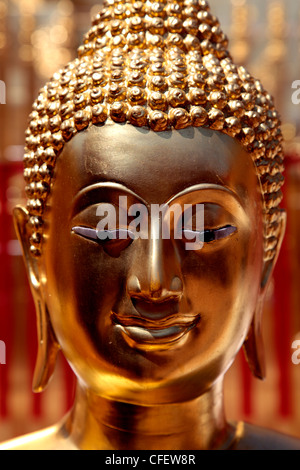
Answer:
(52, 123, 260, 207)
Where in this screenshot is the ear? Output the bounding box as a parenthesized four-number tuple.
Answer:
(243, 211, 287, 380)
(13, 206, 60, 392)
(261, 211, 287, 291)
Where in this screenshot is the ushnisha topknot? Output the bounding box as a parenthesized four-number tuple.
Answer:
(24, 0, 284, 261)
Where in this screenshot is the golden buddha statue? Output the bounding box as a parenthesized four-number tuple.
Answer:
(1, 0, 300, 450)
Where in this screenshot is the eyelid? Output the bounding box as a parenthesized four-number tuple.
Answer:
(72, 226, 136, 241)
(211, 225, 237, 240)
(72, 226, 98, 240)
(97, 228, 136, 240)
(167, 186, 248, 231)
(182, 225, 237, 243)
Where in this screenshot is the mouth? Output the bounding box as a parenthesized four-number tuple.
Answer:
(111, 312, 200, 351)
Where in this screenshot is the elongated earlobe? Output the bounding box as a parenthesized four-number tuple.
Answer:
(243, 211, 286, 380)
(243, 298, 266, 380)
(32, 300, 60, 392)
(13, 206, 60, 392)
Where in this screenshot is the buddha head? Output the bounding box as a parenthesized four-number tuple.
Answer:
(14, 0, 285, 405)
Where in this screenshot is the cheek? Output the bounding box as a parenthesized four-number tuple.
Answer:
(180, 227, 263, 338)
(43, 236, 137, 380)
(43, 230, 129, 340)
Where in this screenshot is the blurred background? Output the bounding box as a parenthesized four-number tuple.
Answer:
(0, 0, 300, 444)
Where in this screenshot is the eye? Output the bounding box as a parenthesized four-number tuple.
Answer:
(182, 225, 237, 244)
(180, 225, 237, 251)
(175, 203, 238, 250)
(72, 226, 135, 257)
(72, 226, 98, 241)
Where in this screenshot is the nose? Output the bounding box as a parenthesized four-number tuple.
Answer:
(127, 216, 183, 309)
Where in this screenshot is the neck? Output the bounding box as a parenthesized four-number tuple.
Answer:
(63, 379, 235, 450)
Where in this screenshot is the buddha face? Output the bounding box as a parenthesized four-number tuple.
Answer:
(38, 124, 264, 404)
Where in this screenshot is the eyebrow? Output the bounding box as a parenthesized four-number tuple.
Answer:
(72, 182, 244, 218)
(166, 184, 243, 206)
(71, 182, 148, 218)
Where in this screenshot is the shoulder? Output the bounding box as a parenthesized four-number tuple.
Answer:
(232, 421, 300, 450)
(0, 423, 77, 450)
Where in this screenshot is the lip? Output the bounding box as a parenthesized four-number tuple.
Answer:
(111, 312, 200, 351)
